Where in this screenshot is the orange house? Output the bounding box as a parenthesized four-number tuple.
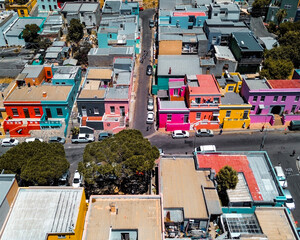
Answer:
(185, 74, 221, 130)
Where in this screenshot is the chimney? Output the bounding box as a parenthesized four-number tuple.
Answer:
(168, 67, 172, 75)
(42, 92, 47, 98)
(209, 169, 216, 180)
(110, 203, 118, 215)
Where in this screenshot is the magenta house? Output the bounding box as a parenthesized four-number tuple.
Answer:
(169, 78, 186, 101)
(241, 79, 300, 125)
(158, 99, 190, 131)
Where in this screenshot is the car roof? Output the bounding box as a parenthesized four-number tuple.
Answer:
(173, 130, 183, 133)
(74, 171, 81, 179)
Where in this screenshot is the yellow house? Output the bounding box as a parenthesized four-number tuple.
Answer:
(216, 72, 243, 95)
(219, 92, 252, 129)
(5, 0, 37, 17)
(0, 187, 87, 240)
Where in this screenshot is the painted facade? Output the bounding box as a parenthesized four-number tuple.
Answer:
(209, 3, 240, 22)
(266, 0, 298, 24)
(3, 65, 81, 137)
(37, 0, 58, 16)
(216, 72, 243, 95)
(241, 79, 300, 125)
(185, 74, 221, 130)
(169, 78, 186, 101)
(5, 0, 37, 17)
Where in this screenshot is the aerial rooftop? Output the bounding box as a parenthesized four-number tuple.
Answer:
(0, 187, 84, 240)
(268, 80, 300, 89)
(187, 74, 221, 95)
(82, 195, 162, 240)
(105, 87, 129, 100)
(160, 101, 188, 110)
(87, 68, 113, 80)
(232, 32, 264, 52)
(221, 92, 248, 105)
(244, 79, 271, 91)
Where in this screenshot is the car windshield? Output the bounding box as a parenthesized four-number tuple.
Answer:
(10, 139, 14, 142)
(73, 179, 79, 184)
(286, 198, 294, 203)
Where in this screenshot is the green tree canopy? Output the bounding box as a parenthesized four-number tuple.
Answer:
(216, 165, 238, 192)
(275, 9, 287, 25)
(67, 19, 84, 43)
(22, 24, 40, 43)
(251, 0, 271, 16)
(260, 57, 294, 79)
(0, 141, 69, 186)
(78, 129, 159, 194)
(74, 42, 92, 65)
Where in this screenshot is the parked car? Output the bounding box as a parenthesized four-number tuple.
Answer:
(194, 145, 216, 153)
(72, 170, 82, 188)
(195, 129, 214, 137)
(25, 138, 43, 143)
(1, 138, 19, 147)
(146, 111, 154, 124)
(49, 136, 66, 144)
(274, 165, 287, 188)
(146, 65, 153, 75)
(284, 189, 295, 210)
(172, 130, 189, 139)
(98, 132, 113, 141)
(58, 169, 70, 186)
(149, 19, 154, 28)
(72, 133, 95, 143)
(289, 120, 300, 130)
(147, 97, 154, 111)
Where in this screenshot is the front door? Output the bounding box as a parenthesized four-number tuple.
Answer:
(23, 108, 30, 118)
(46, 108, 52, 118)
(82, 106, 87, 116)
(120, 106, 125, 116)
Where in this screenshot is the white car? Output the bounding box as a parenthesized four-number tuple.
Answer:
(146, 111, 154, 124)
(172, 130, 189, 139)
(147, 98, 154, 111)
(274, 166, 287, 188)
(1, 138, 19, 147)
(72, 170, 83, 188)
(284, 189, 295, 210)
(25, 138, 44, 143)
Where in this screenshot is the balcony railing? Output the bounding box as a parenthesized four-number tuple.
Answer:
(40, 114, 62, 128)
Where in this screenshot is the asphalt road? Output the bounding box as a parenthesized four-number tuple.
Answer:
(132, 9, 156, 136)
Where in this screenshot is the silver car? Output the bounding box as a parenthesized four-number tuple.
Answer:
(1, 138, 19, 147)
(146, 111, 154, 124)
(147, 98, 154, 111)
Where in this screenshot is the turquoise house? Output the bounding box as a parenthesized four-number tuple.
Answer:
(97, 15, 140, 54)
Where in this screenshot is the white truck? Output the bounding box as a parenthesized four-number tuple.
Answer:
(71, 133, 95, 144)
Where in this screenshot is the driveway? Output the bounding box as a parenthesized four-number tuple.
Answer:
(132, 9, 156, 136)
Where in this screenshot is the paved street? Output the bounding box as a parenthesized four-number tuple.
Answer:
(132, 9, 156, 136)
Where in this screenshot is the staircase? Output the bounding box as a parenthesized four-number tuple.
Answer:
(119, 116, 125, 127)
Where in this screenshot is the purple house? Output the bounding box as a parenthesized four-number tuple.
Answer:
(241, 79, 300, 125)
(158, 99, 190, 131)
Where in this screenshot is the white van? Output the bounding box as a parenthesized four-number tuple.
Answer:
(274, 166, 287, 188)
(72, 170, 83, 188)
(283, 189, 295, 210)
(195, 145, 216, 153)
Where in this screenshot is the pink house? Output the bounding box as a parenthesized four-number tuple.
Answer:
(169, 78, 186, 101)
(158, 98, 190, 131)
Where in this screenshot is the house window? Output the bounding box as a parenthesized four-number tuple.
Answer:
(184, 114, 189, 123)
(81, 12, 84, 17)
(226, 110, 231, 118)
(20, 10, 24, 15)
(284, 4, 291, 9)
(54, 5, 57, 9)
(281, 96, 286, 102)
(46, 70, 51, 77)
(94, 107, 99, 114)
(173, 89, 179, 96)
(195, 98, 201, 104)
(253, 96, 257, 102)
(251, 105, 255, 111)
(228, 86, 234, 91)
(295, 96, 299, 102)
(42, 5, 45, 9)
(62, 82, 65, 85)
(56, 108, 63, 116)
(214, 13, 218, 16)
(243, 110, 249, 119)
(110, 106, 115, 114)
(213, 97, 219, 103)
(260, 96, 265, 102)
(292, 105, 297, 113)
(34, 108, 41, 116)
(12, 108, 18, 116)
(167, 114, 172, 121)
(273, 96, 278, 101)
(196, 112, 201, 120)
(58, 236, 66, 239)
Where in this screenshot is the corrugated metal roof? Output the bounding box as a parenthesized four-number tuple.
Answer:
(1, 187, 83, 240)
(268, 80, 300, 89)
(227, 173, 253, 203)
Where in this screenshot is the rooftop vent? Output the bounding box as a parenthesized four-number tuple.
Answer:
(110, 203, 118, 214)
(168, 67, 172, 75)
(42, 92, 47, 98)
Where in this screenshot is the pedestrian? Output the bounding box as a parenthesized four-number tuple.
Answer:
(291, 149, 296, 157)
(219, 129, 223, 135)
(147, 126, 149, 131)
(261, 125, 265, 132)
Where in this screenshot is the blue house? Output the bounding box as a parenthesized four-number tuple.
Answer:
(97, 15, 140, 54)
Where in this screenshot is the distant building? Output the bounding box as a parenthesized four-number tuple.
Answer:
(36, 0, 58, 16)
(82, 195, 163, 240)
(208, 2, 240, 21)
(40, 14, 63, 39)
(0, 187, 87, 240)
(266, 0, 298, 24)
(102, 0, 139, 16)
(0, 11, 19, 47)
(0, 174, 18, 230)
(229, 32, 264, 74)
(5, 0, 37, 17)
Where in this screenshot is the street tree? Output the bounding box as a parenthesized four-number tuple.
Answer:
(216, 165, 238, 192)
(260, 57, 294, 79)
(0, 141, 69, 186)
(251, 0, 271, 16)
(74, 42, 92, 65)
(22, 24, 40, 43)
(276, 9, 287, 25)
(67, 19, 84, 43)
(78, 129, 159, 194)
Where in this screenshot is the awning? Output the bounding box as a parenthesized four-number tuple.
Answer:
(213, 112, 220, 116)
(259, 104, 265, 109)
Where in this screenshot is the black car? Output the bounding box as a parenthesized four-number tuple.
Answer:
(146, 65, 153, 75)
